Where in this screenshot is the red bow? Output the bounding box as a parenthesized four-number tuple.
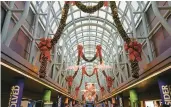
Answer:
(77, 45, 83, 57)
(106, 76, 113, 88)
(75, 87, 80, 96)
(38, 38, 52, 62)
(124, 40, 142, 61)
(96, 45, 102, 57)
(66, 76, 73, 87)
(104, 1, 108, 7)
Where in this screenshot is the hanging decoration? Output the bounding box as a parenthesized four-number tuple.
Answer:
(74, 70, 84, 97)
(38, 2, 69, 78)
(77, 44, 102, 63)
(77, 44, 83, 58)
(38, 38, 52, 62)
(124, 39, 142, 62)
(95, 68, 105, 94)
(38, 38, 52, 78)
(66, 76, 74, 87)
(75, 1, 104, 14)
(51, 2, 69, 46)
(75, 87, 80, 97)
(82, 66, 97, 77)
(106, 76, 113, 91)
(38, 1, 143, 95)
(109, 1, 142, 78)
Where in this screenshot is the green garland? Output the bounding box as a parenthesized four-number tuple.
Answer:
(82, 54, 97, 62)
(75, 1, 104, 13)
(109, 1, 130, 43)
(51, 2, 70, 46)
(109, 1, 139, 78)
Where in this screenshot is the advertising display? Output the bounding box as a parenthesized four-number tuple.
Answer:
(8, 78, 24, 107)
(158, 76, 171, 106)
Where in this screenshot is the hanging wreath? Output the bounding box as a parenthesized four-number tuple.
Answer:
(75, 1, 104, 14)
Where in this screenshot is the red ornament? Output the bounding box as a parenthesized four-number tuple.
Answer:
(66, 76, 73, 87)
(38, 38, 52, 62)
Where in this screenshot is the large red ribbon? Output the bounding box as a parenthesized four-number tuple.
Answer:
(38, 38, 52, 62)
(124, 40, 142, 61)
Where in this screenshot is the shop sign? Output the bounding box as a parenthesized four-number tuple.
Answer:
(158, 77, 171, 106)
(8, 79, 24, 107)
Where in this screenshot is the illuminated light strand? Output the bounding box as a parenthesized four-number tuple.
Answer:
(0, 62, 80, 102)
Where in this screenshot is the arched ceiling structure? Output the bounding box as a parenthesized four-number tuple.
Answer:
(31, 1, 149, 95)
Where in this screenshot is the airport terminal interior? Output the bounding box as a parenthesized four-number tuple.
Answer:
(1, 1, 171, 107)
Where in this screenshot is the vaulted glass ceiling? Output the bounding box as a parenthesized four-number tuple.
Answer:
(31, 1, 149, 94)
